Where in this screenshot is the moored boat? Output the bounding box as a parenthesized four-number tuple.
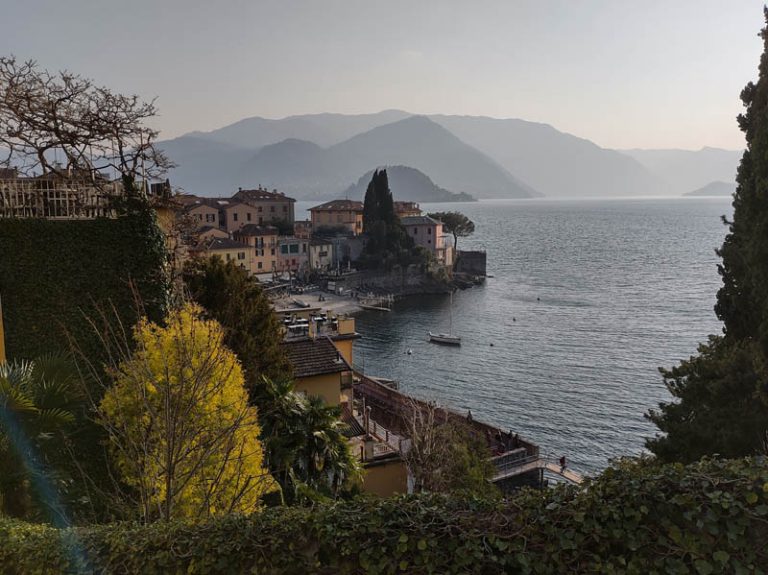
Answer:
(428, 331, 461, 345)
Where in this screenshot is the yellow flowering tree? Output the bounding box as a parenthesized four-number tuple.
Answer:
(99, 304, 275, 522)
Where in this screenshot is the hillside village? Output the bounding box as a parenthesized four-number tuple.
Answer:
(0, 167, 559, 502)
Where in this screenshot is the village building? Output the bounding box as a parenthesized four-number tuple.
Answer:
(178, 196, 234, 231)
(190, 236, 254, 271)
(277, 236, 309, 274)
(196, 225, 229, 242)
(393, 201, 422, 218)
(280, 312, 358, 406)
(309, 199, 364, 236)
(293, 219, 313, 239)
(231, 187, 295, 228)
(233, 224, 279, 274)
(400, 215, 453, 267)
(308, 239, 334, 271)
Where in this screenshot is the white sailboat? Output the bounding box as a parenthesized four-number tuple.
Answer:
(428, 292, 461, 345)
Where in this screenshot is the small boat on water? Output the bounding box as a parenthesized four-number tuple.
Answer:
(428, 292, 461, 345)
(428, 331, 461, 345)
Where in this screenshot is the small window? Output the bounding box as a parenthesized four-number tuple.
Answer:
(428, 227, 432, 234)
(280, 245, 288, 255)
(271, 248, 275, 255)
(205, 213, 215, 223)
(283, 206, 287, 212)
(270, 206, 275, 213)
(289, 244, 299, 254)
(259, 217, 263, 224)
(428, 239, 431, 244)
(233, 213, 238, 222)
(258, 262, 263, 269)
(238, 252, 245, 260)
(413, 228, 418, 234)
(302, 243, 307, 253)
(197, 214, 203, 221)
(247, 213, 252, 221)
(226, 254, 231, 261)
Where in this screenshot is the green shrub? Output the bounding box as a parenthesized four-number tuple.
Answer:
(0, 457, 766, 574)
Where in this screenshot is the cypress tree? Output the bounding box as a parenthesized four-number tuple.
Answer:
(361, 168, 413, 266)
(646, 9, 768, 462)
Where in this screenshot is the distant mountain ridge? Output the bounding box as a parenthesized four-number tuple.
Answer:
(620, 147, 742, 195)
(343, 166, 474, 203)
(157, 111, 743, 199)
(161, 115, 538, 199)
(429, 115, 662, 197)
(684, 180, 736, 197)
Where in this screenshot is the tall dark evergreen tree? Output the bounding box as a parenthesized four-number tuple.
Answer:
(361, 169, 413, 266)
(646, 9, 768, 462)
(183, 257, 292, 390)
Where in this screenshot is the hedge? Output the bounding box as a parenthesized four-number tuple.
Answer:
(1, 457, 766, 574)
(0, 211, 169, 365)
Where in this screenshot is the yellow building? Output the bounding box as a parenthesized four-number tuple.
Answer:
(225, 187, 296, 231)
(233, 224, 279, 274)
(191, 237, 255, 272)
(281, 336, 354, 406)
(309, 199, 364, 236)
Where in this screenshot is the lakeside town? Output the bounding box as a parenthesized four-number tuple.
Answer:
(0, 167, 580, 498)
(4, 3, 768, 570)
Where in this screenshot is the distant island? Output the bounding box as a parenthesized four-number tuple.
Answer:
(343, 165, 475, 203)
(684, 180, 736, 197)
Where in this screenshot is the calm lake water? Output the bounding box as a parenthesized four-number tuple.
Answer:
(305, 197, 733, 475)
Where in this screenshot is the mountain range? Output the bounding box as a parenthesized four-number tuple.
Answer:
(684, 180, 736, 197)
(158, 110, 743, 200)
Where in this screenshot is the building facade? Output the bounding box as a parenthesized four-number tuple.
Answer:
(233, 224, 279, 274)
(308, 239, 334, 271)
(400, 215, 453, 267)
(309, 199, 364, 236)
(191, 237, 255, 271)
(277, 237, 309, 274)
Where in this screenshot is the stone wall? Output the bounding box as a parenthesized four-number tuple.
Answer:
(454, 250, 487, 276)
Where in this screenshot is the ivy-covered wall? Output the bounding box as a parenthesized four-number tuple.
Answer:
(0, 211, 169, 363)
(0, 457, 765, 574)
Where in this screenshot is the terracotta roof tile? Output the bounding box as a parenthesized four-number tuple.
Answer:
(282, 337, 350, 378)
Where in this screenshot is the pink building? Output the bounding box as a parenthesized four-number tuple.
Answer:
(400, 215, 453, 267)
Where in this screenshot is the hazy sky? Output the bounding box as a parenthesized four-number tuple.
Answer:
(1, 1, 764, 149)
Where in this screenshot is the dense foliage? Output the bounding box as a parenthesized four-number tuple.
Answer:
(0, 211, 169, 365)
(361, 169, 416, 267)
(99, 304, 275, 522)
(647, 9, 768, 461)
(0, 457, 766, 574)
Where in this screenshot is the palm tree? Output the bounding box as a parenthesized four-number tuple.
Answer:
(255, 377, 361, 503)
(299, 395, 361, 498)
(0, 354, 82, 520)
